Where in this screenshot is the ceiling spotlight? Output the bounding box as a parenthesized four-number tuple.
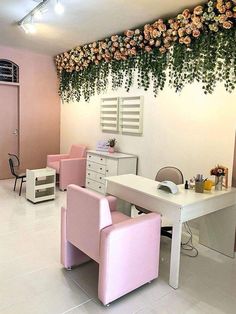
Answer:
(22, 20, 37, 34)
(26, 22, 37, 34)
(34, 9, 43, 20)
(55, 0, 64, 14)
(17, 0, 49, 34)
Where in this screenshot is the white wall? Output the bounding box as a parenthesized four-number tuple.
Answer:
(60, 76, 236, 184)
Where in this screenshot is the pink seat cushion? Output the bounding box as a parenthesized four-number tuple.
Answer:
(47, 161, 60, 174)
(111, 211, 130, 224)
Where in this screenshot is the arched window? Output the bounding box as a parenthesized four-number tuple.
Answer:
(0, 59, 19, 83)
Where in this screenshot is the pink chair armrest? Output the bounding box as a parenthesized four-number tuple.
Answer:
(59, 158, 86, 190)
(98, 213, 161, 305)
(47, 154, 69, 163)
(106, 196, 117, 212)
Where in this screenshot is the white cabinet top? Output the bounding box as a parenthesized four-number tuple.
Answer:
(26, 167, 55, 177)
(87, 150, 137, 159)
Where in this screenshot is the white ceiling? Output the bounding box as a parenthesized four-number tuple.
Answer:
(0, 0, 204, 56)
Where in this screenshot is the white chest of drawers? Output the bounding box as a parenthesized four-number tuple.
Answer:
(86, 150, 137, 194)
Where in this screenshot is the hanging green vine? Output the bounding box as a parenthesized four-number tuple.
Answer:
(56, 0, 236, 102)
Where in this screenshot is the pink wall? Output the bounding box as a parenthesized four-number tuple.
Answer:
(0, 45, 60, 170)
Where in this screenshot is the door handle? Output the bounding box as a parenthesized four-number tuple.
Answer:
(12, 129, 18, 136)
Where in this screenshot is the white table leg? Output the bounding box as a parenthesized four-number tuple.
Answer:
(169, 221, 182, 289)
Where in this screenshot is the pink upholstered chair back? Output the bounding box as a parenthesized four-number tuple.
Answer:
(66, 185, 112, 262)
(69, 145, 86, 158)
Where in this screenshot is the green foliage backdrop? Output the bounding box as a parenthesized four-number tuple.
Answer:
(55, 0, 236, 102)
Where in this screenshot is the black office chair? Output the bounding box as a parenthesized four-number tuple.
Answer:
(135, 166, 184, 239)
(8, 153, 26, 196)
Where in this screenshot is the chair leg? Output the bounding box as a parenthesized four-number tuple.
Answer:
(161, 229, 172, 239)
(19, 178, 23, 196)
(13, 178, 17, 191)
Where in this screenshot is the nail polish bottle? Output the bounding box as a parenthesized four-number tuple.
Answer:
(184, 180, 189, 189)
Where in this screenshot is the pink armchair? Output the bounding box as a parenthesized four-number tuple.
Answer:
(61, 185, 161, 306)
(47, 144, 86, 190)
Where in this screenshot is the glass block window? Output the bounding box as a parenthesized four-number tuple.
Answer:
(0, 60, 19, 83)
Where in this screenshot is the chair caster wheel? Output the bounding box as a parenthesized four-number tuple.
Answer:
(106, 304, 110, 307)
(66, 267, 72, 271)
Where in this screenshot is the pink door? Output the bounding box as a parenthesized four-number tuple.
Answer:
(0, 84, 19, 179)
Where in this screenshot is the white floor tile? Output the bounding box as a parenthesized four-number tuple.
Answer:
(0, 179, 235, 314)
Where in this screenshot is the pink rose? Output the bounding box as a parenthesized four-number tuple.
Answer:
(192, 29, 200, 38)
(186, 27, 192, 35)
(130, 40, 136, 46)
(114, 51, 122, 60)
(164, 36, 171, 44)
(196, 22, 203, 29)
(226, 10, 233, 18)
(144, 24, 152, 32)
(152, 21, 159, 28)
(149, 39, 155, 46)
(159, 46, 166, 54)
(193, 5, 203, 15)
(145, 45, 152, 52)
(124, 30, 134, 38)
(219, 6, 226, 14)
(178, 28, 185, 37)
(152, 29, 161, 38)
(219, 14, 227, 23)
(130, 47, 137, 56)
(164, 42, 171, 49)
(101, 42, 107, 49)
(158, 23, 167, 32)
(111, 35, 118, 42)
(223, 20, 233, 28)
(183, 36, 191, 45)
(192, 16, 201, 25)
(173, 22, 180, 30)
(226, 1, 232, 9)
(182, 9, 191, 19)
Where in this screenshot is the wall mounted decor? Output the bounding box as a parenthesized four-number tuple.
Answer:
(119, 96, 143, 135)
(100, 96, 143, 135)
(100, 97, 119, 132)
(55, 0, 236, 102)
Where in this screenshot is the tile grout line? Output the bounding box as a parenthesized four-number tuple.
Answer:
(60, 299, 93, 314)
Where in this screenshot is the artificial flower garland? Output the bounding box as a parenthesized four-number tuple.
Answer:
(55, 0, 236, 102)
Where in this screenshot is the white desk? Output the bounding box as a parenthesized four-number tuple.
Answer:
(105, 174, 236, 289)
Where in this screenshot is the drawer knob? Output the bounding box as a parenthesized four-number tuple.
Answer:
(100, 168, 102, 170)
(87, 182, 90, 184)
(100, 158, 103, 161)
(88, 173, 90, 176)
(100, 177, 102, 179)
(89, 156, 91, 158)
(88, 164, 91, 167)
(106, 170, 109, 172)
(99, 186, 101, 189)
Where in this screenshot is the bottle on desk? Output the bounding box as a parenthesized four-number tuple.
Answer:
(184, 180, 189, 189)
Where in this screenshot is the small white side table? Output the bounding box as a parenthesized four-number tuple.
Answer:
(26, 167, 56, 203)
